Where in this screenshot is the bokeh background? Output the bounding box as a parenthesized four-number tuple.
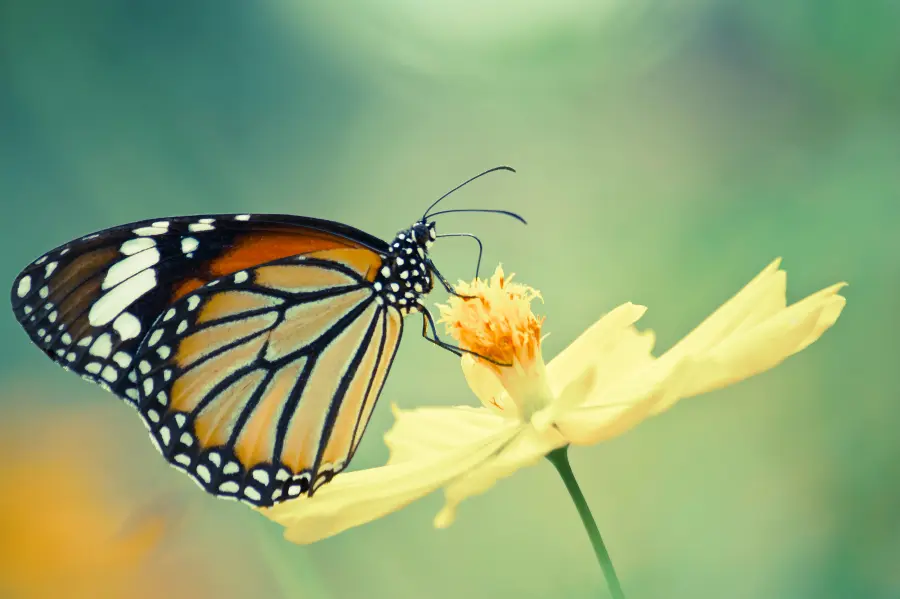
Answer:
(1, 1, 897, 598)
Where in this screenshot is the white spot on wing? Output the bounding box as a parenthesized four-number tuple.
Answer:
(181, 237, 199, 254)
(234, 271, 248, 284)
(90, 271, 156, 326)
(218, 481, 239, 493)
(44, 262, 58, 277)
(133, 226, 167, 236)
(120, 237, 156, 255)
(147, 329, 163, 347)
(89, 333, 113, 358)
(102, 248, 160, 290)
(188, 223, 214, 232)
(252, 470, 270, 485)
(112, 312, 141, 340)
(235, 214, 251, 221)
(196, 465, 212, 483)
(113, 352, 131, 368)
(186, 296, 201, 311)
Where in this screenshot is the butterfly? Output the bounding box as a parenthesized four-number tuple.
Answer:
(9, 166, 523, 508)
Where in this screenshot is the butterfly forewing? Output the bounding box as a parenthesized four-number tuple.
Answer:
(10, 214, 387, 399)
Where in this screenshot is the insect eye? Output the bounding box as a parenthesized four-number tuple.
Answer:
(412, 227, 429, 246)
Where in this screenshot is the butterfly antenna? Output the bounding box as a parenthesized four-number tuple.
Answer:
(422, 166, 516, 221)
(426, 208, 527, 225)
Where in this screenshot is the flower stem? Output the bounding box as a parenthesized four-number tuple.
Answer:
(546, 447, 626, 599)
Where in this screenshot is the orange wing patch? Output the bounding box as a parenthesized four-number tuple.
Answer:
(193, 370, 266, 447)
(209, 228, 378, 278)
(196, 291, 284, 325)
(319, 311, 386, 468)
(232, 356, 308, 466)
(305, 248, 382, 282)
(350, 309, 402, 455)
(176, 312, 278, 370)
(170, 335, 267, 413)
(279, 302, 380, 473)
(264, 288, 371, 362)
(253, 263, 359, 293)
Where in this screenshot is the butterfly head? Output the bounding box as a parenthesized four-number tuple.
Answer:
(411, 220, 437, 249)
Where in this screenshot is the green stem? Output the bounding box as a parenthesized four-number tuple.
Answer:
(546, 446, 626, 599)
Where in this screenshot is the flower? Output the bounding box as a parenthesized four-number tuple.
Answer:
(260, 259, 846, 544)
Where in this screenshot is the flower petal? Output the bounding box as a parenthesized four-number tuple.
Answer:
(554, 355, 697, 444)
(654, 283, 846, 409)
(259, 407, 519, 544)
(662, 259, 786, 362)
(460, 355, 518, 418)
(385, 404, 509, 465)
(547, 302, 656, 406)
(435, 424, 566, 528)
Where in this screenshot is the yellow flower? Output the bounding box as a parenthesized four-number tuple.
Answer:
(260, 260, 846, 544)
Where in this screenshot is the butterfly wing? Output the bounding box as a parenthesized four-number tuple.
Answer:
(10, 214, 388, 395)
(131, 253, 403, 506)
(10, 214, 404, 506)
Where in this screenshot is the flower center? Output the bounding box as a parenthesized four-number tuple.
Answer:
(438, 265, 553, 420)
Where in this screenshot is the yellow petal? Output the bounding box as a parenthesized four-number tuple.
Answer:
(460, 355, 519, 418)
(655, 283, 846, 408)
(385, 404, 509, 465)
(259, 407, 519, 544)
(546, 302, 656, 406)
(435, 423, 566, 528)
(663, 259, 786, 361)
(554, 355, 697, 445)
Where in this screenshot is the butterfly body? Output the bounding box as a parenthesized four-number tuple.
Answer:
(11, 213, 439, 507)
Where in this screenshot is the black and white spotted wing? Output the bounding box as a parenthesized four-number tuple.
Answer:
(9, 214, 389, 396)
(10, 212, 439, 507)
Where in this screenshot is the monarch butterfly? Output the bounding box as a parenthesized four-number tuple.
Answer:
(9, 166, 522, 508)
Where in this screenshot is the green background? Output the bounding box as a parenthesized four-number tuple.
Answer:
(1, 1, 897, 597)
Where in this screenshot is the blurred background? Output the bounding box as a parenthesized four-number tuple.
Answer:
(1, 1, 897, 598)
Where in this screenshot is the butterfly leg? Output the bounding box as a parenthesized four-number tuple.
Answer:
(429, 262, 478, 300)
(418, 306, 511, 367)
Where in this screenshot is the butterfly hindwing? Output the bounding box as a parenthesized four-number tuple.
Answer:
(128, 254, 403, 506)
